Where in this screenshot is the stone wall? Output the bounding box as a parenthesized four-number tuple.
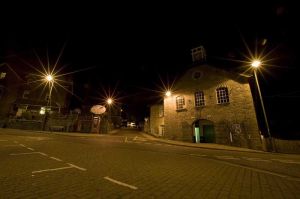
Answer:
(273, 139, 300, 154)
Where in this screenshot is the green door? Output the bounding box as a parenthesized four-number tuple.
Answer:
(203, 125, 215, 143)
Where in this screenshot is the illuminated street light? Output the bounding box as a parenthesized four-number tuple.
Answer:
(42, 74, 55, 130)
(165, 90, 172, 97)
(251, 60, 261, 68)
(107, 98, 113, 105)
(45, 74, 54, 82)
(251, 60, 274, 151)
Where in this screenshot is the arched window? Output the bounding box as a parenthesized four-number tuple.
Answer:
(216, 87, 229, 104)
(176, 96, 185, 110)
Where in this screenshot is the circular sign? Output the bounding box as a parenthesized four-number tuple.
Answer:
(90, 105, 106, 115)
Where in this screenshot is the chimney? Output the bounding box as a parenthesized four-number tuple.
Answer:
(191, 46, 206, 63)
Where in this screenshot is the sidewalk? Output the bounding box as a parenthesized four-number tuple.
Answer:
(140, 132, 267, 154)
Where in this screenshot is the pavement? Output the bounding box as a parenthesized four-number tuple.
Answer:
(139, 132, 269, 154)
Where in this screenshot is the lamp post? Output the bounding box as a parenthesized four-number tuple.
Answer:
(42, 74, 54, 130)
(251, 60, 274, 151)
(106, 98, 113, 132)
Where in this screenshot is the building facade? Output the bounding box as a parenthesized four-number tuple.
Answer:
(151, 63, 263, 150)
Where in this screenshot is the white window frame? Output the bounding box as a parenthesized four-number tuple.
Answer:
(216, 87, 230, 104)
(176, 96, 185, 110)
(194, 91, 205, 107)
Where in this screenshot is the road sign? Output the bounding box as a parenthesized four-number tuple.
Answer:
(90, 105, 106, 115)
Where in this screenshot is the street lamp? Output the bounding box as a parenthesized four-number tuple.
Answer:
(165, 90, 172, 97)
(106, 98, 113, 132)
(42, 74, 54, 130)
(107, 98, 113, 105)
(251, 60, 274, 151)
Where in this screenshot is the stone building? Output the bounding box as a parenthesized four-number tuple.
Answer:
(150, 47, 263, 150)
(0, 63, 24, 120)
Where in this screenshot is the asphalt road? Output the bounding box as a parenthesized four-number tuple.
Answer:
(1, 128, 300, 198)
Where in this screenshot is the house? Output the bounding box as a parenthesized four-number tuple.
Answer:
(150, 47, 263, 150)
(0, 61, 73, 129)
(0, 63, 24, 122)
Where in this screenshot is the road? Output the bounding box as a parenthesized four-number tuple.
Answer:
(1, 128, 300, 198)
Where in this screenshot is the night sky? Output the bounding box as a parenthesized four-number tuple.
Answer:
(1, 1, 299, 135)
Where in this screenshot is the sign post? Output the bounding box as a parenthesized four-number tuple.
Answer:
(90, 105, 106, 133)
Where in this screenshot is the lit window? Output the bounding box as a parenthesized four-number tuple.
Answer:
(176, 96, 185, 110)
(195, 91, 205, 107)
(0, 72, 6, 79)
(216, 87, 229, 104)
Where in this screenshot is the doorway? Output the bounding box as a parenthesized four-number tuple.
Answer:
(193, 119, 215, 143)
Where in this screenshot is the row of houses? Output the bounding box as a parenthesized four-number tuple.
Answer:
(148, 47, 265, 150)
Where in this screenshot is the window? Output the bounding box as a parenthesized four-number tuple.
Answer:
(158, 105, 164, 117)
(192, 71, 203, 80)
(0, 72, 6, 79)
(22, 90, 30, 99)
(176, 96, 185, 110)
(195, 91, 205, 107)
(216, 87, 229, 104)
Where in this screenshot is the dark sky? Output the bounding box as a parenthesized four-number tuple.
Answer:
(1, 1, 299, 128)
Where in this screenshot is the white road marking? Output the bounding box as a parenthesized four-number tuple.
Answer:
(0, 140, 8, 141)
(50, 157, 63, 162)
(39, 152, 48, 156)
(27, 147, 35, 151)
(67, 163, 87, 171)
(14, 141, 19, 144)
(3, 145, 20, 147)
(216, 156, 240, 160)
(32, 166, 73, 174)
(189, 154, 207, 157)
(104, 176, 138, 190)
(244, 157, 271, 162)
(154, 143, 162, 145)
(125, 137, 128, 142)
(10, 152, 41, 156)
(19, 144, 26, 147)
(271, 159, 300, 164)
